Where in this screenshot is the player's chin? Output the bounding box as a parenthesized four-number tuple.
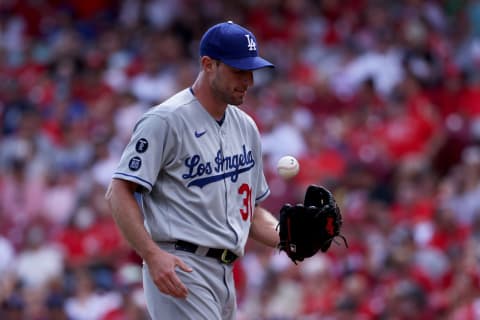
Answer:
(231, 92, 246, 105)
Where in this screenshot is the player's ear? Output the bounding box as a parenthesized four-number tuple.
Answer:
(200, 56, 221, 72)
(201, 56, 218, 73)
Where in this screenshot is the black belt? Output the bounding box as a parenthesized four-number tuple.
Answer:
(174, 240, 238, 264)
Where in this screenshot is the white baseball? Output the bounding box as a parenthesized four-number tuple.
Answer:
(276, 155, 300, 180)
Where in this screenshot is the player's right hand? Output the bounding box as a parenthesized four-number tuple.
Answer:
(145, 248, 193, 299)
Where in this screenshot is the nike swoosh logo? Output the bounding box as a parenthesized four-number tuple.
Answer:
(195, 130, 207, 138)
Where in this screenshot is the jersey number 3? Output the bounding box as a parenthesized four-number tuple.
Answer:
(238, 183, 253, 221)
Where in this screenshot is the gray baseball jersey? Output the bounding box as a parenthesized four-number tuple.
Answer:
(113, 88, 270, 256)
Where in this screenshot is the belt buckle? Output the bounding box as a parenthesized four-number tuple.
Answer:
(220, 249, 235, 264)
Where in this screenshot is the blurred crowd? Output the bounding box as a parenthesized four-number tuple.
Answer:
(1, 0, 480, 319)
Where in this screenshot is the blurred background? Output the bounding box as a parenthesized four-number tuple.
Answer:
(1, 0, 480, 319)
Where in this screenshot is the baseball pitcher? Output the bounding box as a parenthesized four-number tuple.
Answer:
(106, 21, 345, 320)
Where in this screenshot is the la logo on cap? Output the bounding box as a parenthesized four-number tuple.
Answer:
(245, 34, 256, 51)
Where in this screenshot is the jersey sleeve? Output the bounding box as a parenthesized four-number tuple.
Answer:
(112, 114, 172, 193)
(254, 150, 270, 204)
(250, 117, 270, 204)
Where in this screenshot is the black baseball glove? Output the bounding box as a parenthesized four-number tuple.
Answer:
(277, 184, 348, 264)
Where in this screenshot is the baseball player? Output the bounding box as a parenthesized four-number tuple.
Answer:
(106, 21, 280, 319)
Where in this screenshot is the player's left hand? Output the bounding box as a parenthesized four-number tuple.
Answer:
(277, 185, 348, 264)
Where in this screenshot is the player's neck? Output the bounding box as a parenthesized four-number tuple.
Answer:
(191, 79, 227, 121)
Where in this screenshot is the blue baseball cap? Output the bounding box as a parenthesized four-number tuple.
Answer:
(199, 21, 274, 71)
